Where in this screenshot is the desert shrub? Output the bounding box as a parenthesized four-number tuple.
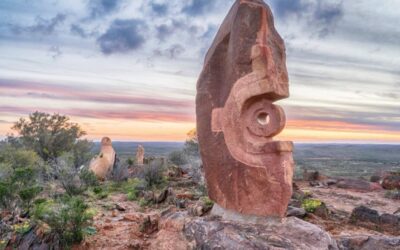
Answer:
(127, 158, 134, 166)
(168, 151, 188, 165)
(110, 157, 129, 182)
(52, 154, 98, 196)
(107, 178, 144, 201)
(0, 163, 43, 211)
(52, 154, 85, 196)
(80, 168, 99, 188)
(0, 181, 13, 209)
(301, 199, 323, 213)
(91, 186, 109, 199)
(138, 198, 149, 207)
(11, 112, 88, 162)
(71, 139, 94, 168)
(143, 160, 166, 188)
(385, 189, 400, 200)
(12, 221, 31, 235)
(183, 129, 200, 157)
(127, 191, 137, 201)
(32, 196, 93, 246)
(18, 186, 43, 209)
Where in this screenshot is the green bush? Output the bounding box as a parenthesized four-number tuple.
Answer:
(32, 196, 93, 247)
(52, 154, 97, 196)
(13, 221, 31, 235)
(168, 151, 188, 166)
(127, 158, 134, 166)
(80, 168, 99, 188)
(0, 180, 13, 209)
(11, 112, 88, 162)
(301, 199, 323, 213)
(0, 166, 43, 210)
(138, 198, 149, 207)
(143, 160, 166, 188)
(18, 186, 43, 209)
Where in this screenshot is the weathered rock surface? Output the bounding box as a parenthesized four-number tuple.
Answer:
(351, 206, 400, 235)
(336, 235, 400, 250)
(336, 178, 382, 192)
(184, 216, 338, 249)
(136, 145, 145, 166)
(382, 174, 400, 190)
(196, 0, 294, 218)
(286, 206, 307, 218)
(89, 137, 116, 180)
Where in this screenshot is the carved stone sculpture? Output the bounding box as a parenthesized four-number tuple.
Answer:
(136, 145, 145, 165)
(89, 137, 116, 181)
(196, 0, 294, 217)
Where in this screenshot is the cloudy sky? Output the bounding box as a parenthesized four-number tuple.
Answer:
(0, 0, 399, 143)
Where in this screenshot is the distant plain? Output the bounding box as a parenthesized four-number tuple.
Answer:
(94, 142, 400, 179)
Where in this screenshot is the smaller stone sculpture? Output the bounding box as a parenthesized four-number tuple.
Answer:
(89, 137, 116, 180)
(136, 145, 145, 165)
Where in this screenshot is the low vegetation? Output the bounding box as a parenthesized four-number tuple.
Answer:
(0, 112, 96, 248)
(0, 112, 207, 249)
(301, 199, 323, 213)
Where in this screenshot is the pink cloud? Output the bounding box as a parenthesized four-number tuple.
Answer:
(0, 78, 194, 109)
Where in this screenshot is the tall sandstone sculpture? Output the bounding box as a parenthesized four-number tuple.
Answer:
(136, 145, 145, 165)
(89, 137, 116, 181)
(196, 0, 294, 217)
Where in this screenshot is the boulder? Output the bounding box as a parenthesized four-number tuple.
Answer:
(184, 216, 338, 249)
(89, 137, 116, 180)
(380, 213, 400, 233)
(382, 174, 400, 190)
(337, 235, 400, 250)
(286, 206, 306, 218)
(336, 178, 382, 192)
(303, 169, 321, 181)
(351, 206, 400, 235)
(196, 0, 294, 218)
(351, 206, 380, 225)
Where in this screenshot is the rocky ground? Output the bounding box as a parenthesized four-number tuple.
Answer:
(70, 170, 400, 250)
(6, 164, 399, 249)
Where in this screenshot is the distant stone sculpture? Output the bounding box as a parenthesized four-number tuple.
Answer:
(196, 0, 294, 217)
(136, 145, 145, 165)
(89, 137, 116, 180)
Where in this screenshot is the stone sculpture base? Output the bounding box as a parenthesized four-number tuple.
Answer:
(211, 203, 281, 224)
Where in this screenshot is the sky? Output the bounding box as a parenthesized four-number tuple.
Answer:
(0, 0, 399, 143)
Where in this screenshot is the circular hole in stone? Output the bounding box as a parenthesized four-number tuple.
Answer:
(257, 112, 270, 125)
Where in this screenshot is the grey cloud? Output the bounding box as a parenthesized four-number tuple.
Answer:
(376, 93, 398, 99)
(153, 44, 185, 59)
(70, 24, 97, 39)
(48, 45, 62, 59)
(313, 1, 343, 37)
(10, 13, 66, 36)
(270, 0, 343, 37)
(150, 2, 168, 16)
(182, 0, 216, 16)
(155, 19, 185, 41)
(272, 0, 311, 18)
(70, 24, 88, 38)
(156, 24, 172, 41)
(97, 19, 147, 55)
(88, 0, 124, 19)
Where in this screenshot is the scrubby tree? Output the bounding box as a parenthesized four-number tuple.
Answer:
(0, 146, 43, 211)
(183, 128, 199, 157)
(11, 112, 88, 161)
